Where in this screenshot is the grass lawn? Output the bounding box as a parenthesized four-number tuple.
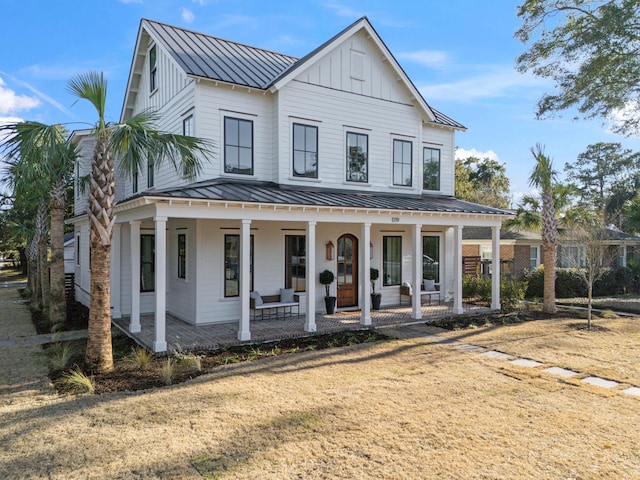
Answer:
(556, 293, 640, 314)
(1, 309, 639, 478)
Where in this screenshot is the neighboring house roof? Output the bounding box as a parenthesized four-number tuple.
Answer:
(134, 179, 512, 216)
(464, 226, 640, 243)
(64, 232, 75, 245)
(126, 18, 464, 130)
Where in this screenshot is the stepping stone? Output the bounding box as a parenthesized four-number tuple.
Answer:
(481, 350, 513, 360)
(510, 358, 543, 368)
(622, 386, 640, 397)
(456, 344, 484, 352)
(581, 376, 620, 389)
(544, 366, 579, 378)
(431, 338, 458, 345)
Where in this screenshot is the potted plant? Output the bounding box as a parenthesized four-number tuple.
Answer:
(370, 267, 382, 310)
(319, 269, 336, 314)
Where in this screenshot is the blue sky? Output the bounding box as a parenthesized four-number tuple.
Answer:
(2, 0, 639, 203)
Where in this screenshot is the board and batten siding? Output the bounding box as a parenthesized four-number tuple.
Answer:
(166, 219, 197, 323)
(73, 135, 95, 217)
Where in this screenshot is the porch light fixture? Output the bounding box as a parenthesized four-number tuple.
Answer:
(326, 241, 335, 261)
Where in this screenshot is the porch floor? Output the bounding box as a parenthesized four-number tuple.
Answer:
(112, 302, 491, 353)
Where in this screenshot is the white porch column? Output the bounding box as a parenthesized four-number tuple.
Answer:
(129, 221, 141, 333)
(622, 244, 628, 267)
(412, 224, 423, 320)
(238, 219, 251, 341)
(491, 225, 501, 310)
(453, 225, 464, 315)
(110, 223, 122, 319)
(305, 221, 317, 332)
(153, 216, 167, 353)
(360, 223, 371, 326)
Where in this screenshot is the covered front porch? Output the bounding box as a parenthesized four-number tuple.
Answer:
(112, 301, 491, 353)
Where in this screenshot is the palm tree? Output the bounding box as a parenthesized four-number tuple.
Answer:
(1, 123, 79, 327)
(528, 144, 559, 314)
(67, 71, 212, 373)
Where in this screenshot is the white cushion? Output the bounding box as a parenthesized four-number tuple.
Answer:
(250, 291, 263, 306)
(280, 288, 295, 303)
(423, 279, 436, 291)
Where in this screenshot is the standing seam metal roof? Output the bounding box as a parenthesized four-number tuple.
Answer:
(135, 179, 513, 216)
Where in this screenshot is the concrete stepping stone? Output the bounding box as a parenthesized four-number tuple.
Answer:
(510, 358, 543, 368)
(544, 366, 579, 378)
(581, 376, 620, 389)
(456, 344, 484, 352)
(430, 338, 458, 345)
(481, 350, 513, 360)
(622, 386, 640, 397)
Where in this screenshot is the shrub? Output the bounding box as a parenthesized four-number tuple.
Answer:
(524, 268, 544, 298)
(593, 267, 635, 296)
(525, 266, 634, 299)
(161, 358, 175, 385)
(124, 346, 154, 370)
(463, 275, 491, 302)
(47, 342, 76, 371)
(555, 269, 587, 298)
(63, 367, 95, 394)
(500, 280, 527, 312)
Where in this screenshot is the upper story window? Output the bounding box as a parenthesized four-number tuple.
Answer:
(183, 114, 194, 137)
(133, 171, 138, 194)
(75, 161, 80, 198)
(346, 132, 368, 183)
(423, 147, 440, 191)
(393, 139, 412, 187)
(147, 158, 154, 188)
(293, 123, 318, 178)
(224, 117, 253, 175)
(149, 45, 157, 92)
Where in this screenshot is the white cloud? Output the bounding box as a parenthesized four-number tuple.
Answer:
(322, 1, 364, 18)
(455, 148, 500, 162)
(419, 67, 547, 102)
(181, 7, 195, 23)
(397, 50, 450, 69)
(0, 71, 72, 117)
(0, 77, 40, 115)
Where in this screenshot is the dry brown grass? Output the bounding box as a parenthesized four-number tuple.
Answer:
(0, 312, 639, 478)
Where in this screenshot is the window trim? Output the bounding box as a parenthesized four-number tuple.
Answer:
(346, 131, 369, 183)
(149, 44, 157, 93)
(292, 123, 319, 179)
(285, 235, 306, 292)
(423, 147, 441, 191)
(529, 245, 540, 270)
(392, 138, 413, 187)
(224, 116, 254, 176)
(224, 234, 254, 297)
(183, 114, 194, 137)
(383, 235, 402, 287)
(177, 233, 187, 280)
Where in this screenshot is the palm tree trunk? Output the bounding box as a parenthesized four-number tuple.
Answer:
(49, 179, 67, 328)
(541, 188, 557, 315)
(542, 245, 557, 314)
(26, 234, 39, 304)
(85, 134, 115, 373)
(36, 199, 50, 315)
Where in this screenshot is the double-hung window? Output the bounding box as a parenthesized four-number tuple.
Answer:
(132, 171, 138, 194)
(285, 235, 306, 291)
(147, 158, 154, 188)
(141, 234, 155, 292)
(529, 246, 539, 270)
(393, 139, 412, 186)
(224, 117, 253, 175)
(149, 45, 157, 92)
(423, 147, 440, 191)
(183, 114, 194, 136)
(224, 234, 254, 297)
(383, 236, 402, 286)
(346, 132, 368, 183)
(293, 124, 318, 178)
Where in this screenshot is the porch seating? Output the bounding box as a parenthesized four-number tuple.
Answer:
(399, 281, 441, 306)
(250, 289, 300, 320)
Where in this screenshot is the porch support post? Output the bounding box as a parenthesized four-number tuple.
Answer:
(360, 222, 371, 326)
(238, 219, 251, 341)
(110, 223, 122, 319)
(411, 224, 422, 320)
(491, 225, 501, 310)
(305, 221, 317, 332)
(129, 221, 141, 333)
(153, 216, 167, 352)
(453, 225, 464, 314)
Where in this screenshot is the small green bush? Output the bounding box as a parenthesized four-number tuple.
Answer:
(500, 280, 527, 312)
(525, 266, 634, 298)
(463, 275, 491, 302)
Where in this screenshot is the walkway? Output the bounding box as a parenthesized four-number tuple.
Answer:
(112, 302, 490, 352)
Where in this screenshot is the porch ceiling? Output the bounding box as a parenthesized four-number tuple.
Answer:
(123, 179, 513, 217)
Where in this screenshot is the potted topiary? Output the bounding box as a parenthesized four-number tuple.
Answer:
(370, 267, 382, 310)
(319, 269, 336, 314)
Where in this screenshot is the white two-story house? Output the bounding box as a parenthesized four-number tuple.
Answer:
(72, 17, 511, 352)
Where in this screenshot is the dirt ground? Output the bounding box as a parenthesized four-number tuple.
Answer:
(1, 268, 639, 479)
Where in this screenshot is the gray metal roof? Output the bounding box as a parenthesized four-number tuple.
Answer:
(142, 18, 465, 129)
(143, 19, 297, 89)
(141, 179, 512, 216)
(464, 226, 640, 242)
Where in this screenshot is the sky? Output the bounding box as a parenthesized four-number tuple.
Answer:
(2, 0, 639, 204)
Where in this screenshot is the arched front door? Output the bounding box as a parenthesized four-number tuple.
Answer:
(337, 234, 358, 308)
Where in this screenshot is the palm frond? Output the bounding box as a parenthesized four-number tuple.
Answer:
(67, 72, 107, 127)
(529, 144, 558, 190)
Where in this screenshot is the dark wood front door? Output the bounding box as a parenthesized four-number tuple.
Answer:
(337, 234, 358, 308)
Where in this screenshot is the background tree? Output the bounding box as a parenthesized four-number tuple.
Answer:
(565, 142, 640, 227)
(528, 145, 559, 314)
(455, 156, 511, 208)
(68, 71, 212, 373)
(516, 0, 640, 136)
